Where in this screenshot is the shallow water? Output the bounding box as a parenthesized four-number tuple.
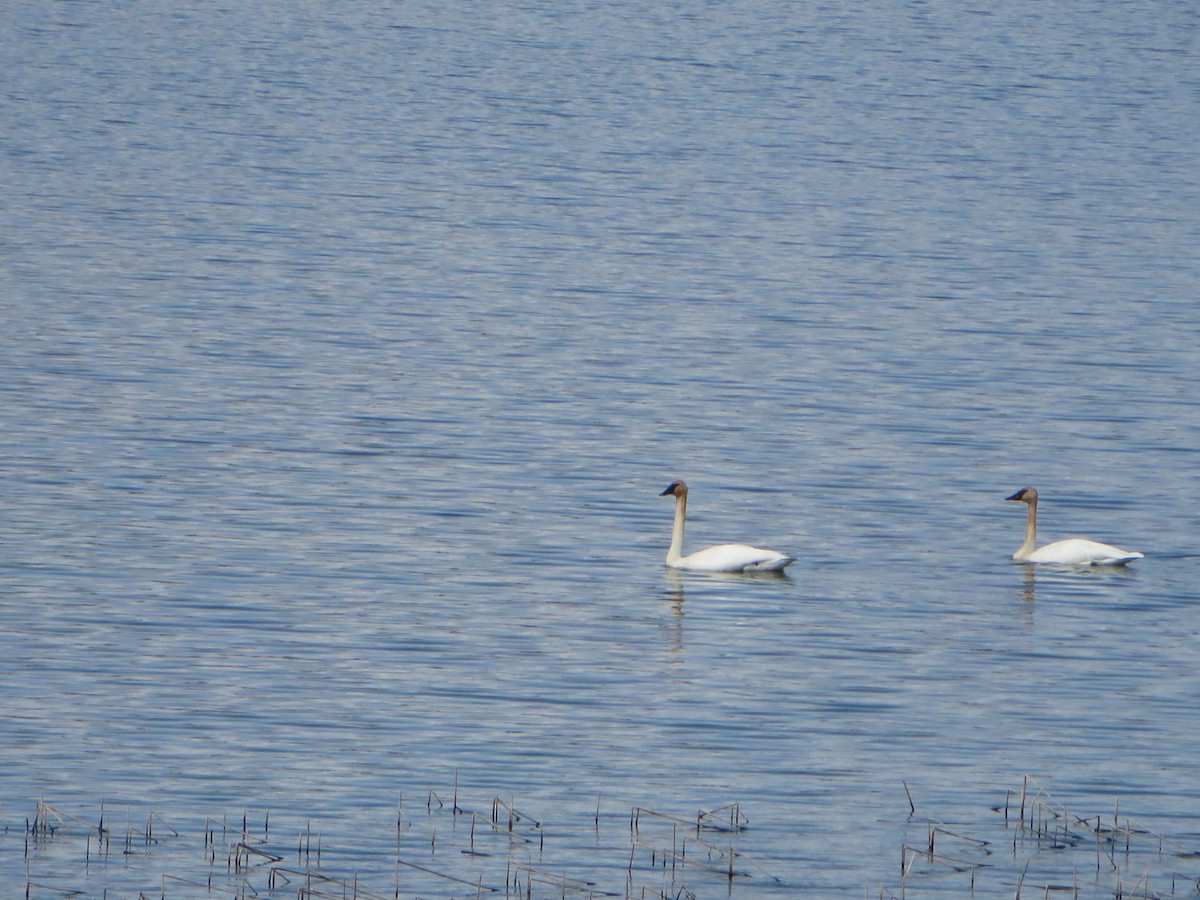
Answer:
(3, 1, 1200, 897)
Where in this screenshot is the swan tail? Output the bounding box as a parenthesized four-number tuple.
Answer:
(745, 555, 796, 572)
(1090, 550, 1144, 566)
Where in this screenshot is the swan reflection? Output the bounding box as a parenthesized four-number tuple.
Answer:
(662, 565, 793, 607)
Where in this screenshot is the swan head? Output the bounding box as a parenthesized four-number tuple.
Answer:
(1006, 486, 1038, 504)
(660, 480, 688, 498)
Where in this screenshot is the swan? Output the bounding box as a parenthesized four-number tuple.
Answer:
(1005, 486, 1142, 565)
(660, 480, 795, 572)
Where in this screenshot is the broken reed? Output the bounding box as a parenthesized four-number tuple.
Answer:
(626, 803, 766, 884)
(899, 822, 986, 892)
(1003, 774, 1184, 860)
(26, 800, 176, 863)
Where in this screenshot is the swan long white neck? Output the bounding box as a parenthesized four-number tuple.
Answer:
(1015, 496, 1038, 561)
(667, 491, 687, 566)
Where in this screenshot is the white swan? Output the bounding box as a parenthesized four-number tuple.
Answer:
(1005, 486, 1142, 566)
(660, 480, 795, 572)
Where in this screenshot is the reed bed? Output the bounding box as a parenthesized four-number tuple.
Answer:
(12, 776, 1200, 898)
(9, 786, 772, 899)
(888, 774, 1200, 899)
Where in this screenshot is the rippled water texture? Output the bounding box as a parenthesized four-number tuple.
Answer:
(2, 1, 1199, 896)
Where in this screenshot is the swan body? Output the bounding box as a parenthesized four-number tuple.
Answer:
(1005, 486, 1142, 566)
(660, 480, 795, 572)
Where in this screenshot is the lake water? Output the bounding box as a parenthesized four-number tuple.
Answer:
(2, 1, 1200, 897)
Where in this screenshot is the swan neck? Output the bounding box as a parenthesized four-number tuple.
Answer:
(1015, 497, 1038, 560)
(667, 493, 687, 565)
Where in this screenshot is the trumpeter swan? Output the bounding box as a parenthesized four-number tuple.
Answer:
(660, 480, 795, 572)
(1005, 486, 1142, 566)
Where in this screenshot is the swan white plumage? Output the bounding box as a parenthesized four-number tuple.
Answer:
(660, 480, 795, 572)
(1005, 486, 1142, 566)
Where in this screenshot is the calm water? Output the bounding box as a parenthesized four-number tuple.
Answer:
(3, 1, 1200, 897)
